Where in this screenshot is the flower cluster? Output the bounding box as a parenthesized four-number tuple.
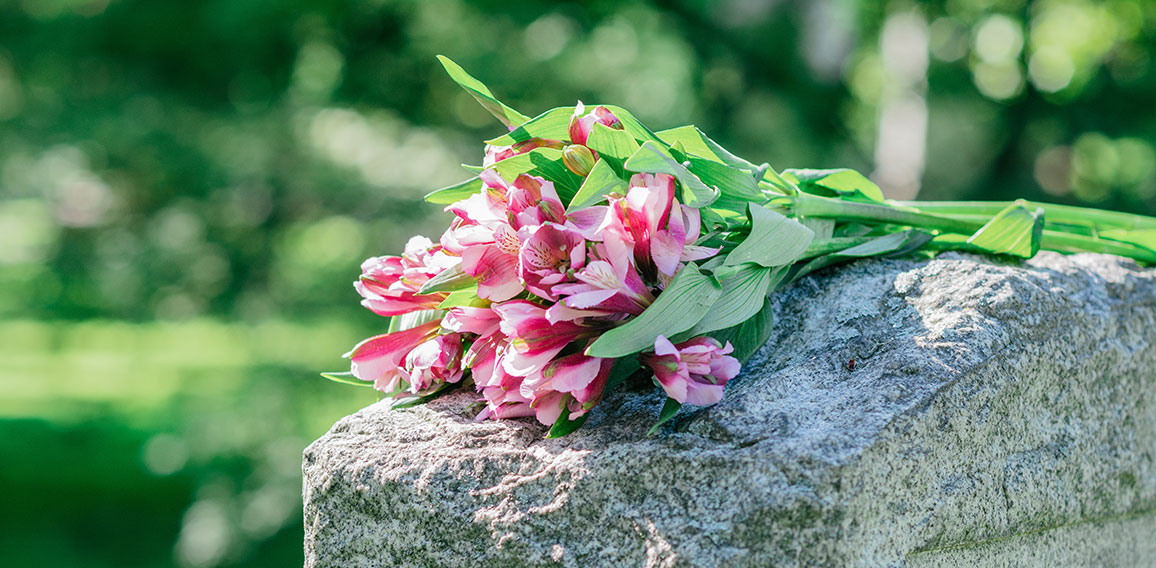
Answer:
(342, 104, 739, 430)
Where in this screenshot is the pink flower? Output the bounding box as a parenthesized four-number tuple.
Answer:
(443, 171, 567, 301)
(519, 353, 614, 425)
(356, 236, 459, 316)
(519, 222, 587, 301)
(548, 231, 655, 322)
(641, 335, 740, 405)
(599, 173, 719, 279)
(346, 321, 465, 396)
(492, 300, 596, 377)
(569, 102, 621, 146)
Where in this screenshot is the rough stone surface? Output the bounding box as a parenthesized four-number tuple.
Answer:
(303, 252, 1156, 567)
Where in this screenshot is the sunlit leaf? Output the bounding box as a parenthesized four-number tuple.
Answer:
(437, 288, 488, 309)
(567, 159, 628, 212)
(425, 176, 482, 204)
(785, 168, 884, 203)
(655, 125, 756, 169)
(688, 157, 763, 201)
(966, 202, 1043, 258)
(320, 371, 373, 387)
(436, 55, 529, 127)
(586, 122, 640, 174)
(485, 107, 573, 146)
(418, 264, 475, 294)
(586, 263, 722, 358)
(725, 204, 814, 267)
(600, 105, 665, 145)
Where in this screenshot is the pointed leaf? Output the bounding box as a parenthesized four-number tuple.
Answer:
(656, 125, 755, 169)
(436, 55, 529, 127)
(624, 141, 719, 208)
(320, 372, 374, 387)
(425, 176, 482, 204)
(725, 204, 815, 267)
(437, 288, 489, 309)
(966, 203, 1044, 258)
(567, 159, 628, 212)
(708, 299, 775, 363)
(600, 105, 665, 145)
(546, 400, 588, 438)
(647, 397, 682, 435)
(687, 156, 763, 201)
(689, 264, 785, 335)
(585, 122, 640, 172)
(418, 263, 476, 294)
(785, 169, 884, 203)
(485, 107, 573, 146)
(586, 263, 722, 358)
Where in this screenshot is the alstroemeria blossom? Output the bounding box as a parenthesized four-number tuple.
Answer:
(483, 138, 563, 167)
(356, 236, 459, 316)
(346, 321, 465, 396)
(599, 173, 718, 279)
(569, 102, 621, 146)
(493, 300, 596, 377)
(443, 171, 567, 301)
(519, 353, 614, 425)
(519, 222, 587, 301)
(642, 335, 740, 405)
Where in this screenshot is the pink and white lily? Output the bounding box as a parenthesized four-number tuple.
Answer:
(356, 236, 460, 316)
(346, 320, 465, 396)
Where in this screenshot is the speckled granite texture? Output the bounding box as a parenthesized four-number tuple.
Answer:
(303, 252, 1156, 567)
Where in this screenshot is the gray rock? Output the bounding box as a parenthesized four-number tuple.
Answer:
(303, 252, 1156, 567)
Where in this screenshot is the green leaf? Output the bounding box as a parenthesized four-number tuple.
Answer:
(709, 299, 775, 363)
(436, 55, 529, 128)
(388, 309, 444, 333)
(425, 176, 482, 205)
(437, 288, 488, 309)
(567, 159, 628, 212)
(485, 106, 573, 146)
(600, 105, 665, 145)
(488, 147, 585, 203)
(623, 141, 719, 208)
(725, 204, 815, 267)
(790, 230, 935, 283)
(689, 264, 785, 335)
(654, 125, 756, 169)
(687, 157, 763, 201)
(785, 168, 884, 203)
(603, 356, 642, 393)
(966, 202, 1044, 258)
(546, 399, 588, 438)
(585, 122, 640, 170)
(585, 263, 723, 358)
(320, 371, 374, 387)
(390, 383, 459, 409)
(418, 263, 476, 294)
(647, 397, 682, 435)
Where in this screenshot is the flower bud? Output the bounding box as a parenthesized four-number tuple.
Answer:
(562, 144, 597, 177)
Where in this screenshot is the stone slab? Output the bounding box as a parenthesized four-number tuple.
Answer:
(303, 252, 1156, 567)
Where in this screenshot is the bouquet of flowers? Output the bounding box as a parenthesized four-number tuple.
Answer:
(324, 57, 1156, 437)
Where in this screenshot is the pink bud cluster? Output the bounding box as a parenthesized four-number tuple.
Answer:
(345, 105, 739, 427)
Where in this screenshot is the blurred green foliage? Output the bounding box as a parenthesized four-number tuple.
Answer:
(0, 0, 1152, 566)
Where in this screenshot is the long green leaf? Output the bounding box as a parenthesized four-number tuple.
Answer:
(600, 105, 665, 145)
(623, 141, 719, 208)
(647, 397, 682, 435)
(586, 122, 640, 167)
(425, 176, 482, 205)
(320, 371, 374, 387)
(655, 125, 756, 169)
(966, 202, 1043, 258)
(688, 157, 763, 201)
(485, 106, 573, 146)
(585, 263, 722, 358)
(689, 264, 785, 335)
(725, 204, 815, 267)
(436, 55, 529, 127)
(785, 168, 884, 203)
(567, 159, 628, 212)
(708, 299, 775, 363)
